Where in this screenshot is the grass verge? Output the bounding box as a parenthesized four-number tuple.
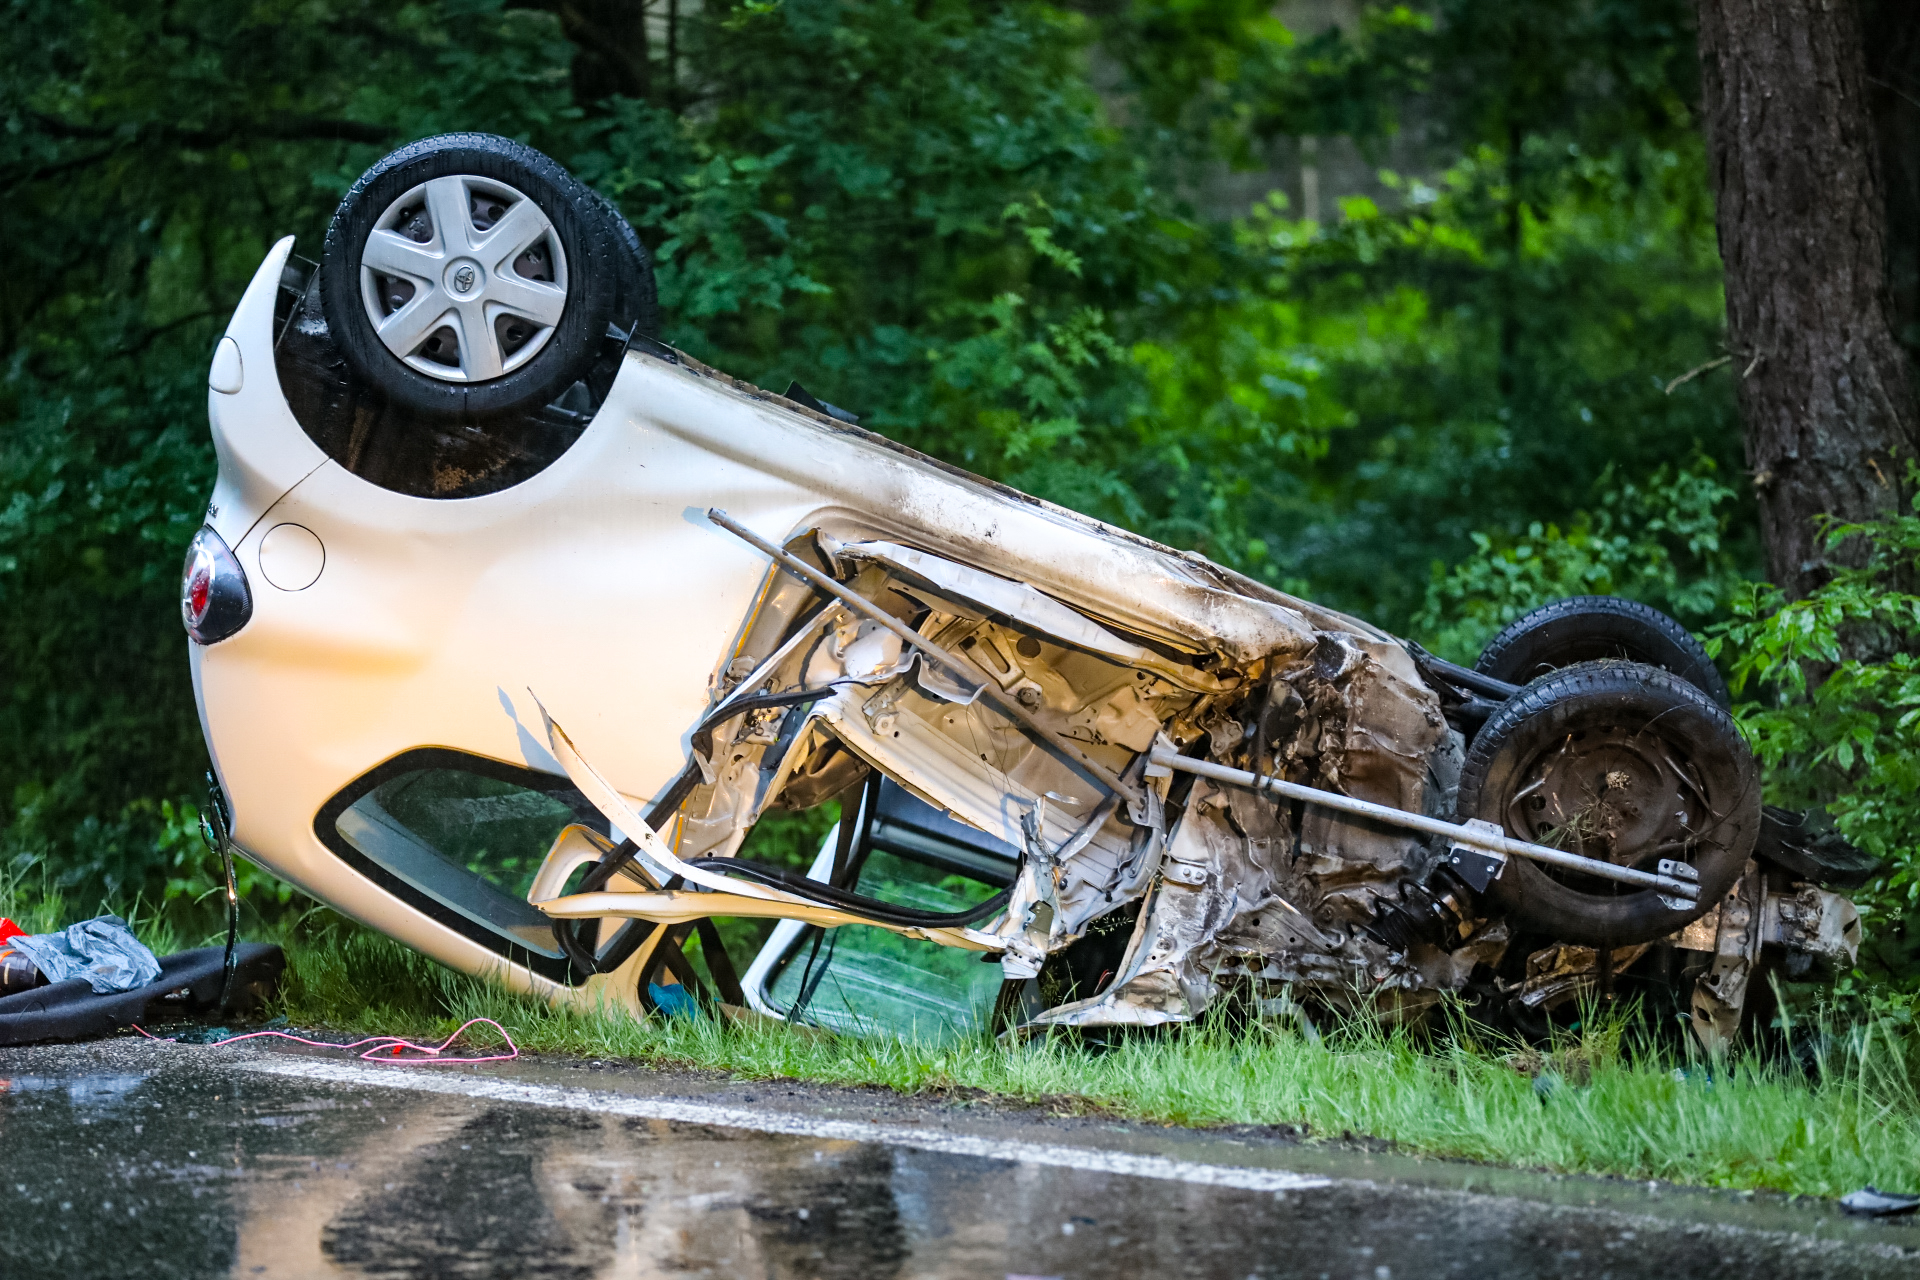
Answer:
(273, 929, 1920, 1201)
(7, 864, 1912, 1201)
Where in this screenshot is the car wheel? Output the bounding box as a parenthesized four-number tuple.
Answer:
(1474, 595, 1731, 707)
(1457, 660, 1760, 949)
(584, 185, 660, 344)
(319, 132, 640, 418)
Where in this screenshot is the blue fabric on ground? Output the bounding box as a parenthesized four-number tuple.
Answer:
(8, 916, 162, 994)
(648, 982, 700, 1019)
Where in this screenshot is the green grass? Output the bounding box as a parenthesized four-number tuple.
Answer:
(0, 867, 193, 958)
(9, 862, 1915, 1200)
(271, 928, 1920, 1201)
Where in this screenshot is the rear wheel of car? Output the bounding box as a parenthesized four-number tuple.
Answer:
(1456, 660, 1760, 949)
(319, 132, 651, 418)
(1474, 595, 1731, 707)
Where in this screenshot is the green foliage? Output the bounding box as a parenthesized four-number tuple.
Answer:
(1106, 0, 1749, 620)
(1708, 497, 1920, 984)
(0, 0, 581, 896)
(1415, 453, 1746, 662)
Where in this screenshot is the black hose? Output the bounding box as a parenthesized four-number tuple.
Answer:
(693, 686, 841, 741)
(201, 773, 240, 1013)
(552, 765, 702, 976)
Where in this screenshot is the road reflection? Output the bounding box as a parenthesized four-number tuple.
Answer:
(4, 1055, 1917, 1280)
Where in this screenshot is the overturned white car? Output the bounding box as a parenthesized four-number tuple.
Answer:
(186, 136, 1868, 1049)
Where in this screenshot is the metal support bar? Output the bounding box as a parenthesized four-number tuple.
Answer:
(539, 889, 998, 950)
(708, 508, 1142, 806)
(1149, 746, 1700, 901)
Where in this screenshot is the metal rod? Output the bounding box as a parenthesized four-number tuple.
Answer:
(1150, 747, 1700, 900)
(539, 889, 997, 950)
(708, 509, 1142, 805)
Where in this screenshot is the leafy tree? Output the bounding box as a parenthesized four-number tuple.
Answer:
(0, 0, 579, 897)
(1707, 494, 1920, 986)
(1126, 0, 1753, 624)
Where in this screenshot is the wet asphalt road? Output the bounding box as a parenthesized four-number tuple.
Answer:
(1, 1037, 1915, 1280)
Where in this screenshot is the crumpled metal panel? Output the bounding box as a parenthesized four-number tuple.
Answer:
(1762, 883, 1861, 970)
(1031, 627, 1476, 1029)
(559, 514, 1856, 1037)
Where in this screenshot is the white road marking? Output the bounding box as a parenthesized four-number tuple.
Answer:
(239, 1057, 1333, 1195)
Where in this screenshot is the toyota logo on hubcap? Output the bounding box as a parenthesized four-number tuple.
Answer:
(453, 265, 476, 292)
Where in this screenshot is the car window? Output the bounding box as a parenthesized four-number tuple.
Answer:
(329, 762, 600, 959)
(764, 848, 1005, 1040)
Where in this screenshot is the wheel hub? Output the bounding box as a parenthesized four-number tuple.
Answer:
(358, 175, 568, 384)
(1506, 726, 1695, 874)
(444, 258, 484, 298)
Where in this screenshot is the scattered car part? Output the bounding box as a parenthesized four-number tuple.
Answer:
(1840, 1187, 1920, 1217)
(1474, 594, 1732, 707)
(1457, 661, 1759, 949)
(0, 944, 285, 1046)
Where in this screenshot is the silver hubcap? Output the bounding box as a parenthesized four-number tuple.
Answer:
(359, 175, 569, 383)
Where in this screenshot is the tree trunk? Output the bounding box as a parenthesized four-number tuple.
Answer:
(1695, 0, 1917, 600)
(520, 0, 652, 106)
(1863, 0, 1920, 375)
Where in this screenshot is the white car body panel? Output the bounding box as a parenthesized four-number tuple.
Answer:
(205, 237, 332, 549)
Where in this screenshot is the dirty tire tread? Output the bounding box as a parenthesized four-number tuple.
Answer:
(1474, 595, 1731, 707)
(1457, 659, 1760, 948)
(584, 186, 660, 341)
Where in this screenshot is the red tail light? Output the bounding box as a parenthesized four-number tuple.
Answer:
(181, 526, 252, 644)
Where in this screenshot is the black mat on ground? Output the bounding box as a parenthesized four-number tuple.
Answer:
(0, 943, 284, 1046)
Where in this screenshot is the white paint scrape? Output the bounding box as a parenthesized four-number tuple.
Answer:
(240, 1056, 1332, 1195)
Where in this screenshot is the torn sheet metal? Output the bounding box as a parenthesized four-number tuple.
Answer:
(1690, 865, 1766, 1054)
(529, 522, 1852, 1037)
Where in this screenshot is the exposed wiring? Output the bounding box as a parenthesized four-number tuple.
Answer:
(199, 771, 241, 1013)
(132, 1017, 519, 1064)
(784, 925, 840, 1026)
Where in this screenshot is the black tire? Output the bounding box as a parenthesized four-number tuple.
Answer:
(584, 185, 660, 342)
(1475, 596, 1731, 707)
(320, 133, 633, 418)
(1457, 660, 1760, 948)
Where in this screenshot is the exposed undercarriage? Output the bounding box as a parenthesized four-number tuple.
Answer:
(537, 518, 1862, 1049)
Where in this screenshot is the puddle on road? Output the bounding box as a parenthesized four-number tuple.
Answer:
(1, 1053, 1915, 1280)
